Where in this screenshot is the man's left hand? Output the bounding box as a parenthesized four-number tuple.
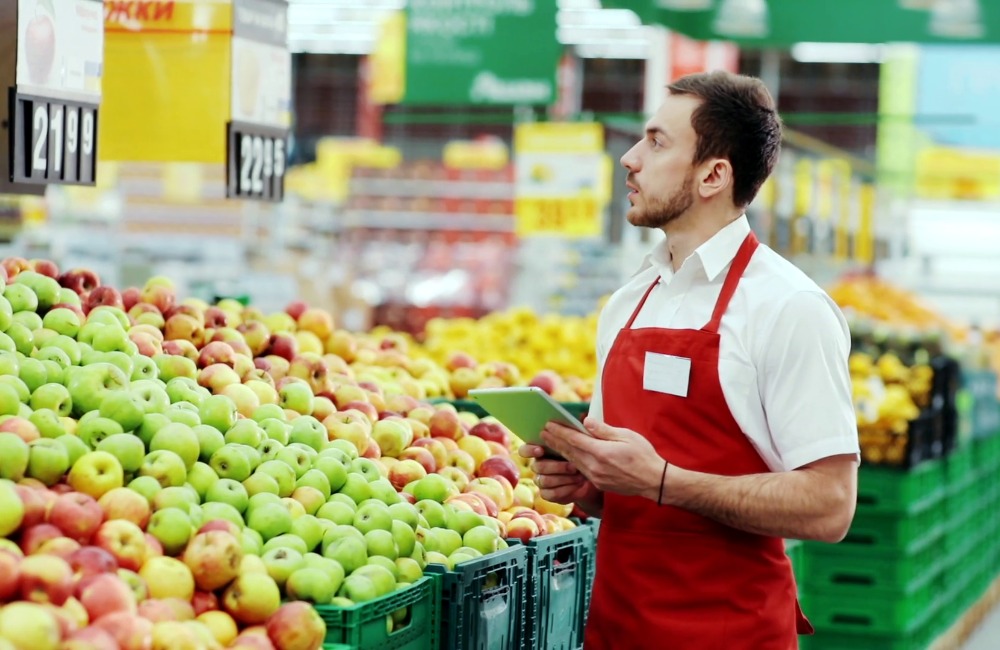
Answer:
(541, 417, 666, 502)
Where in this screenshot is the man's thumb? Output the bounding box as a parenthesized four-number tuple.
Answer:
(583, 417, 617, 440)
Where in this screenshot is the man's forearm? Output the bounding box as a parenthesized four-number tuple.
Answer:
(655, 464, 855, 542)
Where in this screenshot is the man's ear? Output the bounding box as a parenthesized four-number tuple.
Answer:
(698, 158, 733, 200)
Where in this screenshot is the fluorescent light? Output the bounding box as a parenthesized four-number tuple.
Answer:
(656, 0, 713, 10)
(929, 0, 984, 39)
(791, 42, 886, 63)
(713, 0, 769, 38)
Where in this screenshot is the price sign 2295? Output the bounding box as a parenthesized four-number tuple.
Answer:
(226, 122, 288, 202)
(11, 93, 98, 186)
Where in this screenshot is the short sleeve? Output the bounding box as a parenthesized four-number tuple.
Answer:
(756, 291, 860, 470)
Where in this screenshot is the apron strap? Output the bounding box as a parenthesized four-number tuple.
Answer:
(703, 232, 759, 334)
(624, 278, 659, 330)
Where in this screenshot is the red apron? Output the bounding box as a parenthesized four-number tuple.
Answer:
(584, 232, 812, 650)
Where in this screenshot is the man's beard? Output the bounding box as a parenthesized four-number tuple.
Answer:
(627, 171, 695, 229)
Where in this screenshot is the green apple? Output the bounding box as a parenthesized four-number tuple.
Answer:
(127, 475, 162, 503)
(0, 376, 30, 403)
(189, 424, 224, 463)
(261, 547, 305, 587)
(281, 496, 307, 520)
(89, 305, 130, 329)
(17, 357, 46, 394)
(364, 529, 399, 560)
(55, 434, 88, 468)
(262, 534, 309, 556)
(350, 458, 383, 483)
(288, 416, 327, 452)
(243, 471, 280, 497)
(56, 287, 80, 306)
(156, 356, 199, 384)
(150, 423, 200, 469)
(414, 500, 447, 529)
(11, 311, 42, 332)
(391, 521, 418, 561)
(38, 360, 64, 386)
(151, 485, 200, 512)
(324, 537, 368, 575)
(28, 408, 65, 439)
(42, 308, 81, 338)
(247, 502, 293, 541)
(290, 514, 324, 551)
(139, 449, 188, 488)
(295, 469, 332, 499)
(445, 508, 484, 537)
(462, 525, 500, 556)
(0, 352, 18, 378)
(366, 556, 400, 582)
(165, 403, 201, 428)
(205, 478, 250, 513)
(328, 493, 358, 510)
(130, 356, 159, 382)
(91, 327, 132, 354)
(98, 390, 146, 433)
(0, 295, 12, 331)
(210, 446, 252, 482)
(257, 460, 297, 498)
(67, 363, 129, 416)
(165, 376, 204, 405)
(97, 350, 134, 377)
(258, 418, 290, 445)
(286, 568, 336, 604)
(316, 501, 356, 526)
(388, 502, 420, 529)
(0, 432, 29, 480)
(28, 383, 72, 416)
(135, 413, 170, 448)
(352, 564, 396, 597)
(368, 479, 400, 505)
(6, 322, 34, 355)
(252, 404, 286, 423)
(224, 419, 263, 448)
(327, 439, 360, 461)
(248, 492, 283, 512)
(278, 382, 314, 415)
(0, 333, 14, 354)
(77, 416, 125, 449)
(4, 282, 38, 312)
(41, 334, 81, 364)
(147, 506, 194, 555)
(339, 473, 372, 505)
(200, 501, 245, 529)
(395, 557, 423, 585)
(129, 380, 170, 414)
(412, 474, 456, 504)
(354, 502, 393, 534)
(186, 462, 219, 500)
(14, 271, 60, 310)
(433, 528, 464, 557)
(240, 527, 264, 555)
(256, 438, 285, 462)
(318, 446, 352, 468)
(275, 447, 311, 480)
(199, 395, 237, 434)
(313, 455, 348, 493)
(97, 433, 147, 473)
(303, 553, 346, 588)
(0, 384, 21, 418)
(0, 479, 23, 538)
(27, 437, 69, 485)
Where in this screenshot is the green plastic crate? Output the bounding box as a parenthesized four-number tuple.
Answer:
(944, 478, 981, 526)
(323, 646, 353, 650)
(805, 622, 937, 650)
(518, 525, 594, 650)
(855, 460, 944, 515)
(944, 442, 976, 490)
(804, 574, 941, 636)
(786, 539, 807, 588)
(314, 577, 437, 650)
(840, 500, 945, 555)
(803, 538, 942, 593)
(425, 544, 528, 650)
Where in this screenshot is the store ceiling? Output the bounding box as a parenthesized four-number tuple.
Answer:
(287, 0, 653, 58)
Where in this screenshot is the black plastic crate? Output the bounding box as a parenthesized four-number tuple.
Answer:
(864, 409, 944, 469)
(931, 356, 961, 411)
(425, 544, 528, 650)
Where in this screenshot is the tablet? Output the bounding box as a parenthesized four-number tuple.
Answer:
(468, 386, 589, 458)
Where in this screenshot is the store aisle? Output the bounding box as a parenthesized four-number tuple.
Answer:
(962, 605, 1000, 649)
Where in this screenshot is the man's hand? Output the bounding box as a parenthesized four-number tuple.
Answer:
(539, 417, 667, 502)
(517, 445, 600, 505)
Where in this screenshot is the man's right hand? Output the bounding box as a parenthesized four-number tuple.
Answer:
(518, 443, 602, 506)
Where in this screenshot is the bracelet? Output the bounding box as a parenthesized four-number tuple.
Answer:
(657, 460, 669, 506)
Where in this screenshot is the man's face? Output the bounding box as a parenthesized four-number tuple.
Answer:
(620, 94, 701, 229)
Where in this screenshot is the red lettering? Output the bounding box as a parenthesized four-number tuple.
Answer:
(104, 0, 133, 22)
(153, 1, 174, 21)
(135, 1, 150, 19)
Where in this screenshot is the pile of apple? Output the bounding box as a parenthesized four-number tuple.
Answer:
(0, 258, 578, 650)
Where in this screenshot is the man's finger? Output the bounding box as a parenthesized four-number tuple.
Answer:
(543, 422, 600, 457)
(531, 459, 577, 476)
(539, 486, 580, 503)
(518, 444, 545, 459)
(537, 475, 585, 490)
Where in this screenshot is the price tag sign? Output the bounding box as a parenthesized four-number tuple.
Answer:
(226, 123, 287, 202)
(515, 196, 601, 238)
(4, 0, 103, 189)
(225, 0, 291, 202)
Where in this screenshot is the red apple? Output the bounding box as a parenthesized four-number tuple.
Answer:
(197, 519, 241, 537)
(182, 531, 243, 592)
(265, 601, 326, 650)
(2, 256, 31, 280)
(68, 546, 117, 583)
(140, 284, 175, 315)
(0, 417, 40, 442)
(84, 286, 124, 314)
(162, 339, 199, 361)
(398, 447, 437, 474)
(35, 536, 81, 560)
(48, 492, 104, 544)
(164, 314, 205, 346)
(477, 456, 520, 487)
(94, 520, 149, 572)
(469, 421, 510, 447)
(137, 599, 176, 623)
(445, 352, 477, 371)
(78, 572, 137, 621)
(204, 306, 230, 329)
(267, 334, 298, 362)
(529, 371, 561, 395)
(19, 553, 74, 605)
(20, 523, 64, 555)
(429, 409, 463, 440)
(97, 487, 151, 529)
(15, 484, 54, 529)
(63, 625, 119, 650)
(29, 259, 59, 279)
(506, 515, 542, 543)
(284, 301, 308, 321)
(198, 341, 237, 369)
(192, 590, 219, 615)
(92, 611, 154, 650)
(122, 287, 142, 311)
(0, 549, 21, 601)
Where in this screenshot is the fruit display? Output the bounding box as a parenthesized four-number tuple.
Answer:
(0, 257, 580, 650)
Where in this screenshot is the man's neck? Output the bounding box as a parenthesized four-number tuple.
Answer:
(663, 209, 743, 273)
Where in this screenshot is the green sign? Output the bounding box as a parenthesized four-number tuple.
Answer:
(602, 0, 1000, 46)
(403, 0, 560, 106)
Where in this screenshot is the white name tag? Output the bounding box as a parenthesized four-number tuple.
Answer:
(643, 352, 691, 397)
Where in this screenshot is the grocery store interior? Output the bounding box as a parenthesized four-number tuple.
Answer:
(1, 0, 1000, 649)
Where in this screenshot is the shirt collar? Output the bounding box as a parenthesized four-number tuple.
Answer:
(634, 215, 751, 282)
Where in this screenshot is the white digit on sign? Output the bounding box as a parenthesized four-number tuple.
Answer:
(273, 139, 286, 178)
(66, 110, 79, 155)
(251, 136, 264, 194)
(239, 134, 253, 194)
(81, 110, 95, 157)
(32, 105, 48, 172)
(50, 106, 64, 175)
(263, 138, 274, 179)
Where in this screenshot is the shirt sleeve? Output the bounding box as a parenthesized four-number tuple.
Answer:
(587, 302, 614, 423)
(756, 290, 860, 470)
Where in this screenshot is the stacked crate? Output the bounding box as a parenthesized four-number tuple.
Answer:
(800, 460, 947, 650)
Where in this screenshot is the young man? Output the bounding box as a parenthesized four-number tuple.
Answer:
(520, 71, 860, 649)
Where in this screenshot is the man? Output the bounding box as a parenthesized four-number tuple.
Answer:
(520, 71, 860, 649)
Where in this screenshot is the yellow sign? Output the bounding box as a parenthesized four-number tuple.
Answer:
(915, 145, 1000, 201)
(514, 122, 607, 239)
(370, 11, 406, 105)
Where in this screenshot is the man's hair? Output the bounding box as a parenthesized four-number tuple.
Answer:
(667, 71, 782, 208)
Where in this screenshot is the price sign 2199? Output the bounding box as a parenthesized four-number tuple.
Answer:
(12, 94, 98, 186)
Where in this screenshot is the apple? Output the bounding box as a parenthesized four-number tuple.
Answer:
(277, 381, 313, 416)
(68, 545, 117, 585)
(0, 549, 21, 601)
(48, 491, 104, 544)
(19, 554, 73, 605)
(139, 556, 195, 601)
(323, 536, 368, 575)
(386, 459, 426, 491)
(287, 415, 326, 453)
(506, 514, 543, 542)
(34, 536, 81, 561)
(164, 403, 201, 428)
(371, 417, 414, 458)
(264, 601, 326, 650)
(18, 523, 61, 555)
(477, 455, 520, 486)
(353, 502, 393, 535)
(140, 449, 188, 488)
(146, 506, 193, 556)
(26, 437, 72, 488)
(0, 602, 61, 650)
(205, 477, 250, 513)
(0, 432, 29, 482)
(182, 530, 243, 591)
(246, 502, 293, 542)
(198, 363, 242, 395)
(222, 572, 281, 626)
(66, 450, 124, 500)
(15, 484, 52, 529)
(198, 394, 237, 434)
(429, 409, 464, 440)
(92, 611, 154, 650)
(259, 547, 304, 588)
(93, 520, 148, 572)
(466, 477, 511, 511)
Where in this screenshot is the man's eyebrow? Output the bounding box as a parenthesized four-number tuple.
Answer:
(645, 127, 670, 141)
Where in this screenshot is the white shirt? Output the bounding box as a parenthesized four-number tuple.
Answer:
(590, 216, 860, 472)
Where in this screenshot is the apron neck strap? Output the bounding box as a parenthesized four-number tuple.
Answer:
(624, 277, 659, 330)
(703, 232, 759, 334)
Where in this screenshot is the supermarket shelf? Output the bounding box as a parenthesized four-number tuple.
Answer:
(342, 210, 515, 232)
(350, 178, 513, 200)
